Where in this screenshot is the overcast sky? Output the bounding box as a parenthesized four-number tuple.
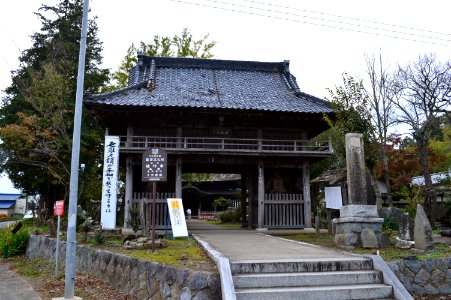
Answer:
(0, 0, 450, 193)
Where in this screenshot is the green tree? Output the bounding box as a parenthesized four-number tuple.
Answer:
(320, 73, 381, 205)
(324, 73, 376, 169)
(0, 0, 108, 215)
(107, 28, 216, 90)
(213, 197, 229, 211)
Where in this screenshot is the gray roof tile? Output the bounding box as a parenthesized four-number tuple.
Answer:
(86, 56, 332, 114)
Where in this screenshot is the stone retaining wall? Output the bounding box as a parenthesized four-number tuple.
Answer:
(26, 235, 221, 299)
(387, 258, 451, 297)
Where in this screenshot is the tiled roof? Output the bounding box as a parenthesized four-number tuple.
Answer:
(86, 55, 332, 114)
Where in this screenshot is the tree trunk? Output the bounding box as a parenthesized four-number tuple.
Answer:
(418, 140, 435, 226)
(381, 146, 393, 206)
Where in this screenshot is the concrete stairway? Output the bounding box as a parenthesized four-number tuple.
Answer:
(232, 257, 394, 300)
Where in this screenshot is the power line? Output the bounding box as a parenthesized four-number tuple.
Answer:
(241, 0, 451, 37)
(168, 0, 450, 47)
(206, 0, 451, 43)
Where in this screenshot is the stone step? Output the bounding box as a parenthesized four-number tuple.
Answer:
(233, 269, 383, 288)
(235, 283, 393, 300)
(230, 257, 373, 274)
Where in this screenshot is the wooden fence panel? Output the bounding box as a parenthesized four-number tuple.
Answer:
(264, 194, 305, 229)
(131, 192, 175, 230)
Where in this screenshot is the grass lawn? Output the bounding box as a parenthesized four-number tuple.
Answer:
(85, 237, 217, 272)
(273, 232, 451, 261)
(207, 220, 242, 228)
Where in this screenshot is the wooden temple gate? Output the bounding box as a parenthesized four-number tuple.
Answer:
(85, 55, 334, 231)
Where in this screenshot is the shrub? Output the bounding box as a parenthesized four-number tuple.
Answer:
(127, 206, 141, 234)
(219, 209, 241, 223)
(213, 197, 229, 211)
(0, 228, 30, 257)
(93, 230, 105, 245)
(383, 216, 399, 232)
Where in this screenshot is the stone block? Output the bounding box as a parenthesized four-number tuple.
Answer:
(414, 204, 433, 250)
(405, 260, 421, 274)
(159, 281, 171, 298)
(192, 289, 210, 300)
(424, 284, 439, 295)
(166, 267, 178, 285)
(340, 205, 378, 218)
(438, 284, 451, 294)
(395, 237, 414, 249)
(361, 228, 379, 248)
(380, 207, 414, 240)
(412, 283, 426, 296)
(189, 272, 208, 290)
(378, 232, 391, 248)
(414, 268, 431, 284)
(179, 287, 192, 300)
(431, 269, 447, 284)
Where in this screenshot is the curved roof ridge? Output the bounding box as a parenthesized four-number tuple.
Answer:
(87, 81, 147, 100)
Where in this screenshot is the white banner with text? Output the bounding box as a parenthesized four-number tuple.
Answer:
(100, 136, 120, 229)
(167, 198, 188, 237)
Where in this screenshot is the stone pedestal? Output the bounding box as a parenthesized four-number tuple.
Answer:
(333, 204, 383, 248)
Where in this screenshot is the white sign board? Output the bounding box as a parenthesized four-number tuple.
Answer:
(325, 186, 342, 209)
(167, 198, 188, 237)
(100, 136, 120, 229)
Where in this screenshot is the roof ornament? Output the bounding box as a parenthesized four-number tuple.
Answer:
(283, 60, 301, 96)
(147, 59, 156, 92)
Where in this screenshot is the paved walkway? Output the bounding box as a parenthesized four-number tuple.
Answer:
(187, 219, 359, 262)
(0, 260, 41, 300)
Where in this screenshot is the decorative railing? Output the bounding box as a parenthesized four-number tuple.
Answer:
(120, 136, 330, 154)
(264, 193, 305, 229)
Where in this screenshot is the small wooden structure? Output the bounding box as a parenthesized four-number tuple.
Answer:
(85, 55, 333, 229)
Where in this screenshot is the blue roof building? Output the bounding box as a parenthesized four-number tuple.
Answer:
(0, 193, 24, 216)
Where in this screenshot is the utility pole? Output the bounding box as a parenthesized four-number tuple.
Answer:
(63, 0, 89, 298)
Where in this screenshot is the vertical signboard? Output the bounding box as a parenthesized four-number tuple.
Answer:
(100, 136, 120, 229)
(325, 186, 343, 209)
(167, 198, 188, 237)
(54, 200, 65, 216)
(142, 148, 167, 181)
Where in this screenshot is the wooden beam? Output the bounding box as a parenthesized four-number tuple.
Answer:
(303, 161, 312, 228)
(257, 159, 265, 229)
(123, 156, 133, 229)
(241, 171, 247, 227)
(175, 156, 182, 198)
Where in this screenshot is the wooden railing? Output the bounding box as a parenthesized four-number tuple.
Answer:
(131, 192, 175, 230)
(120, 135, 330, 154)
(264, 193, 305, 229)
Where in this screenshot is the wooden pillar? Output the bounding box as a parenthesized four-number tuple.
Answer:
(257, 160, 265, 229)
(240, 172, 247, 227)
(126, 126, 133, 147)
(123, 156, 133, 229)
(257, 129, 263, 151)
(177, 126, 182, 149)
(175, 156, 182, 198)
(303, 161, 312, 228)
(247, 171, 254, 229)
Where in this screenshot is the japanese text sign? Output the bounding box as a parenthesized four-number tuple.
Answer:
(142, 148, 167, 182)
(101, 136, 120, 229)
(54, 200, 64, 216)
